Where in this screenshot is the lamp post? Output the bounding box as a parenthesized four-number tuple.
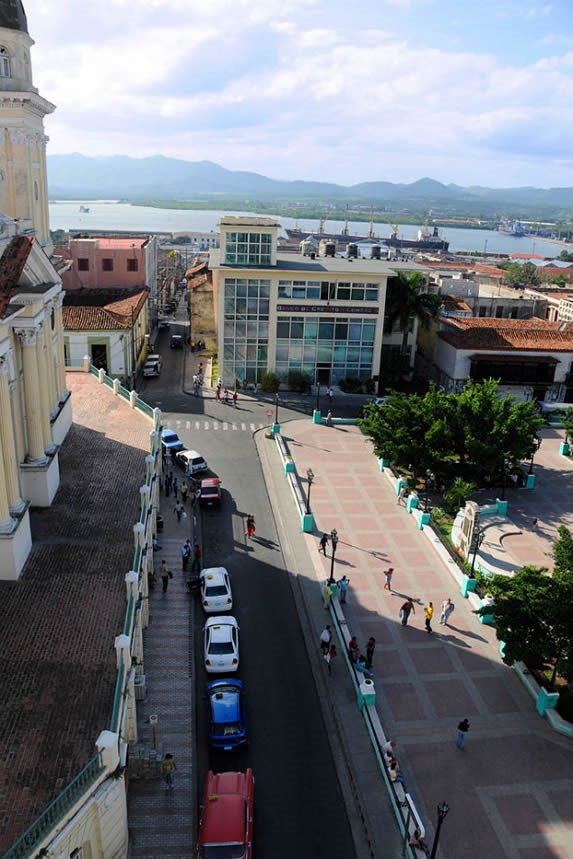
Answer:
(470, 527, 486, 577)
(528, 436, 542, 475)
(328, 528, 339, 584)
(306, 468, 314, 515)
(274, 392, 280, 425)
(429, 801, 450, 859)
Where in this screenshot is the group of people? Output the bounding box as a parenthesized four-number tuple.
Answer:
(347, 634, 376, 679)
(215, 378, 238, 406)
(399, 596, 455, 632)
(181, 539, 201, 573)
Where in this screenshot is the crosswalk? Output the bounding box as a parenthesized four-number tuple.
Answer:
(163, 418, 268, 433)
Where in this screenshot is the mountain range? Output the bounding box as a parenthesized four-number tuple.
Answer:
(46, 154, 573, 215)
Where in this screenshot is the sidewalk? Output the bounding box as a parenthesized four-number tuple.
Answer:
(262, 419, 573, 859)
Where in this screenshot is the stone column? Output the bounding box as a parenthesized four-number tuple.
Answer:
(0, 356, 25, 513)
(15, 327, 48, 464)
(35, 322, 55, 452)
(0, 428, 16, 533)
(42, 302, 58, 417)
(52, 293, 68, 401)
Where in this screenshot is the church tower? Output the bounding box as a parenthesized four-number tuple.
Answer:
(0, 1, 55, 250)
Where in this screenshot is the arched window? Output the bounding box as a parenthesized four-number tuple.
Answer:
(0, 47, 11, 78)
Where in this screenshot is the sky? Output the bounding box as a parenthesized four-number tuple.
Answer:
(22, 0, 573, 188)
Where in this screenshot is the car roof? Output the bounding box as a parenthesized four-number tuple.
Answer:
(205, 617, 238, 639)
(178, 449, 204, 459)
(208, 684, 242, 723)
(201, 567, 228, 584)
(199, 793, 246, 846)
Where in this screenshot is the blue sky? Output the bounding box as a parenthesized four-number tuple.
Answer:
(23, 0, 573, 188)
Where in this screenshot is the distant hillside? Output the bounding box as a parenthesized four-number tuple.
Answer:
(46, 154, 573, 216)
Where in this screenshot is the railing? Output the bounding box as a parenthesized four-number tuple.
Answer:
(2, 753, 105, 859)
(109, 658, 126, 736)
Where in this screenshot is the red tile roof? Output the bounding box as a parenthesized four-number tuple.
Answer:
(188, 272, 209, 290)
(439, 316, 573, 351)
(185, 261, 208, 277)
(425, 260, 505, 278)
(442, 296, 472, 313)
(0, 236, 34, 317)
(63, 289, 149, 331)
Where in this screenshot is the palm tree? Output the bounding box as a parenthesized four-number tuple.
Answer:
(384, 270, 443, 359)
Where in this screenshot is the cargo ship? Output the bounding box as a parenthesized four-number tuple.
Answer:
(285, 218, 449, 252)
(498, 219, 525, 237)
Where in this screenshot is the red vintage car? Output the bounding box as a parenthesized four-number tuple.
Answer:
(197, 768, 254, 858)
(199, 477, 222, 508)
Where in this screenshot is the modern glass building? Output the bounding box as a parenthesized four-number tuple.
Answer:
(211, 216, 426, 388)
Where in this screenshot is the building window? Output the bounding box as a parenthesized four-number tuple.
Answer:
(224, 232, 272, 266)
(479, 306, 487, 317)
(78, 258, 89, 271)
(0, 47, 11, 78)
(222, 278, 270, 384)
(496, 306, 504, 318)
(102, 258, 113, 272)
(127, 258, 139, 272)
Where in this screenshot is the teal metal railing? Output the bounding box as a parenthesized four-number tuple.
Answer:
(2, 752, 105, 859)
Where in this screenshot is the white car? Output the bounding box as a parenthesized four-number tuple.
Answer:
(204, 616, 240, 674)
(175, 448, 208, 474)
(200, 567, 233, 613)
(143, 357, 161, 377)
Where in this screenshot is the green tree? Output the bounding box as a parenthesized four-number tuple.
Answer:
(259, 371, 279, 393)
(558, 250, 573, 262)
(443, 477, 477, 514)
(561, 407, 573, 446)
(501, 261, 540, 287)
(553, 526, 573, 580)
(384, 271, 443, 358)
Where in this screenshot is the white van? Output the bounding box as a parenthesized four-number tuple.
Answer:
(143, 355, 161, 377)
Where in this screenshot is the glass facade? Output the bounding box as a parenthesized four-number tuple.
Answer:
(223, 278, 270, 385)
(224, 232, 272, 266)
(278, 280, 379, 302)
(276, 315, 376, 383)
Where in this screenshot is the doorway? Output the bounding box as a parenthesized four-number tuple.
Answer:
(91, 344, 108, 372)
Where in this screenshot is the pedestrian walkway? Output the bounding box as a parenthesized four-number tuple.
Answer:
(162, 416, 267, 432)
(259, 419, 573, 859)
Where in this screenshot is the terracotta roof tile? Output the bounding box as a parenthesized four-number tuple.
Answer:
(439, 316, 573, 351)
(63, 289, 148, 331)
(442, 295, 472, 313)
(0, 236, 34, 317)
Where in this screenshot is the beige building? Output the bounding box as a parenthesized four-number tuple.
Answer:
(0, 222, 71, 580)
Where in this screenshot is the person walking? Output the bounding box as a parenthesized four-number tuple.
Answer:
(319, 533, 329, 555)
(456, 718, 470, 749)
(320, 624, 332, 655)
(400, 598, 415, 627)
(159, 560, 172, 593)
(191, 543, 202, 572)
(326, 386, 334, 405)
(326, 410, 333, 427)
(245, 514, 256, 539)
(383, 567, 394, 591)
(215, 383, 221, 402)
(224, 388, 230, 404)
(172, 477, 179, 500)
(440, 598, 455, 625)
(174, 501, 185, 523)
(365, 637, 376, 669)
(181, 540, 191, 571)
(348, 636, 359, 664)
(180, 480, 188, 504)
(324, 643, 337, 675)
(164, 472, 171, 498)
(232, 390, 238, 407)
(161, 753, 177, 790)
(424, 601, 434, 634)
(337, 575, 350, 604)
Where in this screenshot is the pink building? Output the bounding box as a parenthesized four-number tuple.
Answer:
(55, 236, 157, 291)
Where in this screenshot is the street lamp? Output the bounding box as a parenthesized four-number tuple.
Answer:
(528, 436, 542, 475)
(274, 392, 280, 425)
(306, 468, 314, 515)
(429, 801, 450, 859)
(470, 527, 486, 577)
(328, 528, 339, 584)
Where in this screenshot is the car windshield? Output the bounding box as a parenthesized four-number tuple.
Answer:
(209, 641, 234, 655)
(200, 846, 245, 859)
(211, 722, 242, 736)
(205, 585, 228, 597)
(192, 458, 204, 465)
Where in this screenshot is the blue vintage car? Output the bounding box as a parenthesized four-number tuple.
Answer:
(206, 679, 248, 750)
(160, 427, 185, 453)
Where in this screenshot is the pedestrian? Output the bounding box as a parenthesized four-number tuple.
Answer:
(356, 654, 374, 680)
(456, 718, 470, 749)
(245, 514, 256, 539)
(243, 378, 248, 390)
(224, 388, 230, 404)
(161, 752, 177, 790)
(181, 540, 191, 571)
(440, 598, 455, 625)
(152, 535, 162, 551)
(148, 569, 156, 590)
(319, 533, 329, 555)
(326, 410, 333, 426)
(388, 759, 405, 786)
(400, 598, 415, 627)
(532, 517, 538, 531)
(232, 390, 238, 407)
(193, 485, 201, 507)
(324, 643, 337, 675)
(215, 384, 221, 401)
(164, 472, 171, 498)
(397, 484, 406, 505)
(159, 560, 172, 592)
(382, 740, 394, 764)
(424, 601, 434, 634)
(180, 480, 188, 504)
(174, 501, 184, 522)
(383, 567, 394, 591)
(365, 637, 376, 669)
(326, 386, 334, 404)
(337, 575, 350, 604)
(348, 636, 359, 664)
(322, 580, 332, 609)
(191, 543, 202, 572)
(172, 477, 178, 500)
(320, 624, 332, 655)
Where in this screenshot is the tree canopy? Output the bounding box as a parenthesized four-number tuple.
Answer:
(384, 271, 443, 357)
(500, 261, 540, 287)
(358, 379, 543, 487)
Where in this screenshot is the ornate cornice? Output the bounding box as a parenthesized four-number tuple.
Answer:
(15, 325, 41, 347)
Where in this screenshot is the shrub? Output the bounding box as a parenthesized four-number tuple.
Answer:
(339, 377, 362, 393)
(287, 369, 311, 392)
(259, 371, 279, 393)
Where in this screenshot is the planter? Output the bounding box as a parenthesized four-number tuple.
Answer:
(358, 677, 376, 709)
(461, 574, 478, 598)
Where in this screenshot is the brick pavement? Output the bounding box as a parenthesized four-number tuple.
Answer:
(272, 419, 573, 859)
(0, 373, 152, 855)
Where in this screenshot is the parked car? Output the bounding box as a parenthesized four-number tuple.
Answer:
(197, 768, 254, 858)
(143, 356, 161, 377)
(161, 428, 185, 453)
(206, 679, 248, 750)
(200, 567, 233, 613)
(199, 477, 222, 508)
(158, 320, 170, 331)
(175, 449, 208, 474)
(203, 616, 239, 673)
(170, 334, 184, 349)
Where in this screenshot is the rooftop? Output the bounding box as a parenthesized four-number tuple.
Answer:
(210, 249, 427, 276)
(0, 374, 151, 853)
(219, 216, 280, 228)
(63, 289, 149, 330)
(439, 316, 573, 351)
